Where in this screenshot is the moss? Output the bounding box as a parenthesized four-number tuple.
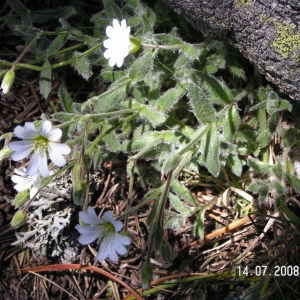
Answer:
(272, 22, 300, 62)
(236, 0, 252, 8)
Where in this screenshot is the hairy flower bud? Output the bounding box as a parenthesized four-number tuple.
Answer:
(13, 190, 29, 208)
(11, 210, 26, 228)
(1, 70, 15, 94)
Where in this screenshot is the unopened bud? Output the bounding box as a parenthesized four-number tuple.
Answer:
(11, 210, 26, 228)
(0, 146, 13, 160)
(1, 70, 15, 94)
(129, 35, 141, 54)
(13, 190, 29, 208)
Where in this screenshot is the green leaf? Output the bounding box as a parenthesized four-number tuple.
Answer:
(57, 6, 77, 18)
(256, 129, 272, 148)
(46, 33, 69, 57)
(223, 105, 239, 142)
(102, 122, 120, 152)
(154, 33, 184, 46)
(195, 71, 232, 104)
(139, 105, 166, 126)
(171, 179, 198, 206)
(227, 153, 242, 176)
(121, 131, 161, 152)
(160, 240, 172, 263)
(273, 161, 283, 179)
(102, 0, 123, 20)
(227, 61, 246, 79)
(235, 130, 256, 141)
(39, 59, 51, 99)
(58, 85, 74, 113)
(11, 210, 26, 228)
(278, 99, 292, 111)
(73, 51, 92, 80)
(266, 90, 279, 115)
(89, 77, 131, 112)
(152, 226, 164, 251)
(168, 193, 190, 215)
(14, 25, 42, 37)
(193, 208, 206, 239)
(140, 263, 153, 289)
(205, 54, 226, 74)
(286, 173, 300, 193)
(280, 203, 300, 229)
(7, 0, 27, 13)
(188, 82, 215, 124)
(129, 50, 153, 83)
(248, 180, 269, 202)
(157, 85, 186, 112)
(183, 43, 199, 59)
(282, 127, 295, 148)
(248, 158, 272, 174)
(200, 124, 221, 177)
(268, 112, 278, 134)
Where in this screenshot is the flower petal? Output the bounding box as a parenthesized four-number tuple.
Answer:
(39, 120, 52, 136)
(9, 141, 33, 161)
(46, 128, 62, 142)
(76, 225, 100, 245)
(48, 143, 70, 167)
(79, 208, 105, 225)
(11, 175, 33, 191)
(27, 151, 49, 177)
(14, 122, 38, 139)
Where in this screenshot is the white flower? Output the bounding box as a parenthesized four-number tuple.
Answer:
(103, 19, 140, 68)
(8, 120, 71, 178)
(75, 207, 131, 262)
(11, 168, 40, 199)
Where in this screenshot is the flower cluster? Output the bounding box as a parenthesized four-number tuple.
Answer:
(75, 207, 131, 262)
(8, 120, 71, 178)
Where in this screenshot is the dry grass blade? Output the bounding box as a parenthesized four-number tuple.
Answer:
(21, 264, 143, 300)
(28, 271, 79, 300)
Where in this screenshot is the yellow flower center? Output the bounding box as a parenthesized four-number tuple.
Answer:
(33, 136, 49, 153)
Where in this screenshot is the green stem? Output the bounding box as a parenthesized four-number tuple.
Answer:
(12, 36, 39, 71)
(258, 107, 269, 163)
(85, 113, 139, 156)
(141, 43, 183, 51)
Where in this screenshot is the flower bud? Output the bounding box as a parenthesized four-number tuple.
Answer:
(0, 146, 13, 160)
(140, 262, 153, 289)
(1, 70, 15, 94)
(11, 210, 26, 228)
(160, 240, 172, 263)
(129, 35, 141, 54)
(12, 190, 29, 208)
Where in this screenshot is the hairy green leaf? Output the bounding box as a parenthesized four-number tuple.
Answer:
(73, 51, 92, 80)
(39, 59, 51, 99)
(195, 71, 232, 104)
(188, 82, 215, 124)
(58, 85, 74, 113)
(248, 158, 272, 174)
(157, 85, 186, 112)
(223, 105, 239, 142)
(200, 124, 221, 177)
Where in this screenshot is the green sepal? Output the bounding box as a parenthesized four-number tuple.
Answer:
(11, 210, 26, 228)
(12, 190, 29, 208)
